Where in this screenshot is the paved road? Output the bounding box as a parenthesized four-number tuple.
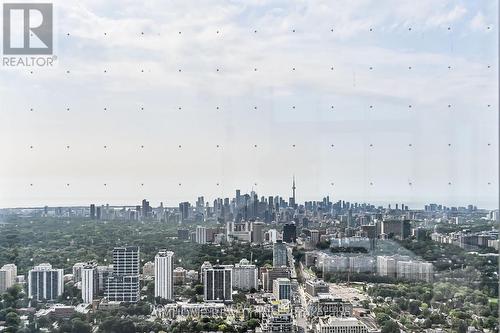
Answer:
(295, 261, 310, 333)
(295, 285, 308, 332)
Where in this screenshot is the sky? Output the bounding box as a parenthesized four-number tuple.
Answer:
(0, 0, 498, 209)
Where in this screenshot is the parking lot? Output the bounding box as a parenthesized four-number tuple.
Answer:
(328, 283, 369, 302)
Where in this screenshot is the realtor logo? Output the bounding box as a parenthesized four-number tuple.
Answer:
(3, 3, 53, 55)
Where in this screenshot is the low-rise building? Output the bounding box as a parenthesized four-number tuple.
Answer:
(315, 316, 369, 333)
(307, 295, 353, 318)
(142, 261, 155, 277)
(173, 267, 187, 285)
(35, 304, 75, 320)
(260, 300, 295, 332)
(305, 279, 329, 297)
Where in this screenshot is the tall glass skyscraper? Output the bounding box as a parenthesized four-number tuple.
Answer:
(273, 240, 288, 267)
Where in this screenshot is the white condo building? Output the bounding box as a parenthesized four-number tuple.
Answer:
(317, 254, 349, 273)
(196, 226, 207, 244)
(317, 254, 375, 274)
(0, 264, 17, 293)
(377, 255, 411, 277)
(348, 256, 375, 273)
(397, 260, 434, 282)
(155, 250, 174, 300)
(310, 230, 320, 244)
(200, 261, 213, 285)
(233, 259, 258, 291)
(81, 262, 98, 304)
(377, 255, 433, 282)
(268, 229, 278, 243)
(28, 263, 64, 301)
(72, 262, 86, 282)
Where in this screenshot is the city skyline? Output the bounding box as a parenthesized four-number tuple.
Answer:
(0, 183, 497, 332)
(0, 183, 497, 211)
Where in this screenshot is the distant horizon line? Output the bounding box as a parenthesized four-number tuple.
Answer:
(0, 199, 497, 211)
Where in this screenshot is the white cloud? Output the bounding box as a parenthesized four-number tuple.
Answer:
(469, 11, 488, 31)
(424, 4, 467, 27)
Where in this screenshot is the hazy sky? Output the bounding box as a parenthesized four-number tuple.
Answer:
(0, 0, 498, 208)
